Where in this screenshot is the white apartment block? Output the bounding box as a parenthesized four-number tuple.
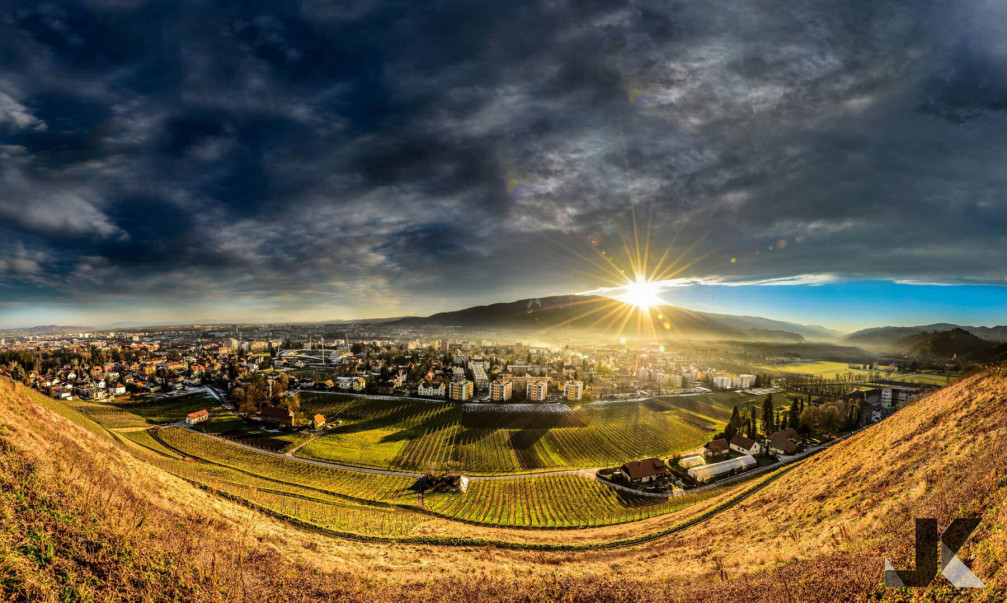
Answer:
(664, 373, 683, 388)
(563, 381, 584, 401)
(490, 379, 513, 402)
(713, 376, 733, 390)
(449, 380, 474, 401)
(734, 374, 755, 389)
(526, 380, 548, 402)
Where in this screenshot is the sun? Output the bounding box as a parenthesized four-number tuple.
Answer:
(620, 278, 663, 310)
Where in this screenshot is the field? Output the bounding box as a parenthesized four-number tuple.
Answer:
(294, 391, 749, 473)
(151, 424, 723, 528)
(112, 390, 221, 423)
(423, 474, 719, 527)
(755, 360, 952, 386)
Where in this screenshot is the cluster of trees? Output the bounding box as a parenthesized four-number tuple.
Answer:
(786, 374, 870, 397)
(799, 398, 862, 435)
(230, 373, 300, 416)
(0, 347, 151, 379)
(722, 391, 860, 443)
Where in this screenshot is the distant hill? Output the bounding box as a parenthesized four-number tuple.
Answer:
(842, 325, 1007, 360)
(388, 294, 841, 342)
(0, 325, 90, 337)
(896, 327, 996, 358)
(844, 323, 1007, 348)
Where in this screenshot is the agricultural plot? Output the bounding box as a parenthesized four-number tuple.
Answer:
(156, 427, 417, 504)
(756, 361, 951, 387)
(754, 361, 869, 378)
(122, 439, 433, 538)
(118, 428, 186, 459)
(69, 401, 149, 429)
(424, 474, 716, 528)
(113, 391, 220, 424)
(291, 393, 741, 473)
(152, 426, 718, 529)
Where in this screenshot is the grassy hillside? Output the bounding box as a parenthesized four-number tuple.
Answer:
(3, 372, 1007, 601)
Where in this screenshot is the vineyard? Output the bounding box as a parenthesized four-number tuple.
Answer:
(69, 401, 150, 429)
(150, 425, 725, 529)
(423, 474, 718, 527)
(296, 392, 736, 473)
(156, 426, 418, 504)
(113, 391, 221, 423)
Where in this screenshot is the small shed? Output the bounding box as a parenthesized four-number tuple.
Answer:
(313, 414, 326, 429)
(186, 409, 209, 425)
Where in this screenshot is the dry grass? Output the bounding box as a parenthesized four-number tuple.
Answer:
(2, 372, 1007, 601)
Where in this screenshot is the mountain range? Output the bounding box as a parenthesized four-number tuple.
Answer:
(388, 294, 842, 342)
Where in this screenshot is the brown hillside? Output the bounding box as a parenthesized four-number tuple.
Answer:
(2, 373, 1006, 601)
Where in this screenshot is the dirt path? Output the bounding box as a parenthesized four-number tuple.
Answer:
(285, 432, 322, 456)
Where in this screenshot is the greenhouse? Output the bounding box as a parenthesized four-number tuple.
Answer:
(678, 455, 706, 469)
(687, 454, 757, 483)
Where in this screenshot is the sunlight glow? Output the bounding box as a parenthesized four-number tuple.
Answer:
(620, 278, 663, 310)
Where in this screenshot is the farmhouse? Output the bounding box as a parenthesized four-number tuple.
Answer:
(260, 406, 294, 428)
(186, 409, 209, 425)
(688, 454, 757, 483)
(729, 434, 763, 456)
(619, 458, 668, 484)
(768, 428, 800, 455)
(313, 414, 326, 429)
(704, 438, 730, 457)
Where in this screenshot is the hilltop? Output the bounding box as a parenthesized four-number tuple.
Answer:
(1, 372, 1006, 600)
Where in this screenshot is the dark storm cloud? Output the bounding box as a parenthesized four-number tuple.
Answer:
(1, 0, 1007, 321)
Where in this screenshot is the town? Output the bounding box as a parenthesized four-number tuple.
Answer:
(0, 323, 933, 491)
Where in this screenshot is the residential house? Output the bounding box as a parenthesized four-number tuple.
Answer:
(418, 381, 447, 399)
(619, 458, 669, 484)
(704, 438, 730, 457)
(260, 406, 294, 428)
(729, 434, 763, 456)
(768, 428, 800, 455)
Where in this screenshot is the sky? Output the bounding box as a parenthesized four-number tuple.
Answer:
(2, 0, 1007, 331)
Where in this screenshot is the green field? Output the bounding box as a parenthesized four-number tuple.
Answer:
(755, 360, 951, 386)
(293, 391, 749, 473)
(754, 361, 870, 378)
